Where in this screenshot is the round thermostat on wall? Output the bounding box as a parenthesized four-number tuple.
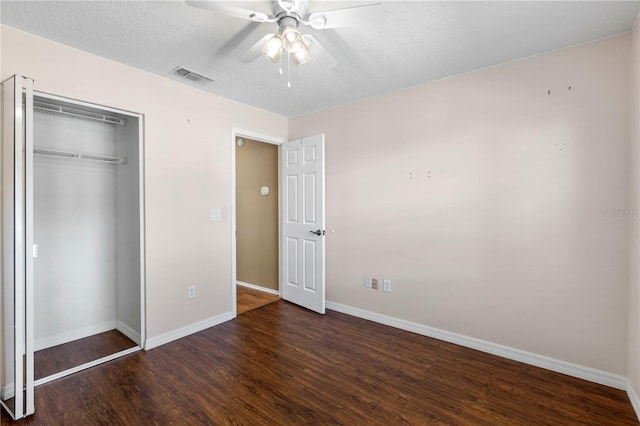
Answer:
(260, 186, 270, 196)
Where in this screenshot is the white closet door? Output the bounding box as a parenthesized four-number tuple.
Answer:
(1, 74, 35, 419)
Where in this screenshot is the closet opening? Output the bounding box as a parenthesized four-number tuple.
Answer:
(31, 93, 144, 384)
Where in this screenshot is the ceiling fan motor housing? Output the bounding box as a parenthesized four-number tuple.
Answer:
(279, 15, 300, 30)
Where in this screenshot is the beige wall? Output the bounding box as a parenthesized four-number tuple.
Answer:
(0, 25, 288, 341)
(290, 34, 631, 375)
(236, 138, 279, 290)
(628, 16, 640, 400)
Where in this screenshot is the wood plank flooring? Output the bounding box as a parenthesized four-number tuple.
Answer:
(237, 285, 280, 314)
(34, 330, 137, 380)
(2, 300, 637, 425)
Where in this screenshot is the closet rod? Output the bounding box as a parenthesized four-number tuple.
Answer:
(33, 101, 127, 126)
(34, 147, 127, 165)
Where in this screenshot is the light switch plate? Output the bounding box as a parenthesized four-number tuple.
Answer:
(209, 208, 222, 222)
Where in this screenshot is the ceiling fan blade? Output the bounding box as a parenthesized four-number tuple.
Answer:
(304, 3, 381, 29)
(185, 1, 274, 23)
(239, 33, 276, 63)
(302, 35, 337, 69)
(215, 23, 264, 61)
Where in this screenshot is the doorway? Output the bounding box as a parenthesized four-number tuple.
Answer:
(31, 93, 144, 384)
(1, 76, 145, 420)
(232, 131, 284, 315)
(231, 130, 326, 316)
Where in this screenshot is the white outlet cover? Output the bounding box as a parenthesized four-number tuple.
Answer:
(383, 279, 391, 292)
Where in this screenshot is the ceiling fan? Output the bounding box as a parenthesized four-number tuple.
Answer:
(186, 0, 379, 83)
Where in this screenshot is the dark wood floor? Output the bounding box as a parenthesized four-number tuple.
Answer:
(34, 330, 137, 380)
(2, 301, 637, 425)
(237, 285, 280, 314)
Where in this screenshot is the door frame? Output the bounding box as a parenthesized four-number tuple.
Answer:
(230, 128, 286, 317)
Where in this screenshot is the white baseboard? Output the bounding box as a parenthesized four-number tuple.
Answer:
(116, 321, 141, 346)
(144, 311, 234, 350)
(1, 382, 14, 400)
(326, 301, 627, 390)
(627, 379, 640, 421)
(34, 321, 117, 351)
(237, 281, 280, 296)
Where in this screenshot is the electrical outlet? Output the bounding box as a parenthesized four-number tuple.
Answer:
(364, 276, 372, 288)
(383, 279, 391, 293)
(372, 278, 379, 290)
(187, 285, 196, 299)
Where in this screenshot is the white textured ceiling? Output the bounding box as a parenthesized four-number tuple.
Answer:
(1, 1, 639, 117)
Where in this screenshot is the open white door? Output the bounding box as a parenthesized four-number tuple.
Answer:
(280, 135, 325, 314)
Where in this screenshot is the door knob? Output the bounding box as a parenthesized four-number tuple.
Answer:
(309, 229, 325, 236)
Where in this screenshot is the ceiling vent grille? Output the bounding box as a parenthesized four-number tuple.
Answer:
(170, 66, 214, 84)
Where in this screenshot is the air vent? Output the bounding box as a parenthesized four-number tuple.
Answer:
(170, 66, 214, 84)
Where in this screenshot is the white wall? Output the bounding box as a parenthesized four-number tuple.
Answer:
(628, 16, 640, 403)
(33, 110, 118, 348)
(290, 35, 631, 376)
(0, 25, 289, 342)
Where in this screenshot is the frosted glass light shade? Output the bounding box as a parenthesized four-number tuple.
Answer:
(292, 42, 312, 65)
(262, 35, 283, 62)
(282, 27, 303, 53)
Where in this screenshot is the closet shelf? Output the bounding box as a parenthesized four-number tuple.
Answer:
(34, 147, 127, 165)
(34, 101, 127, 126)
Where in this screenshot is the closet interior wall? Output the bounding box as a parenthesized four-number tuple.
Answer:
(115, 119, 141, 343)
(32, 95, 141, 354)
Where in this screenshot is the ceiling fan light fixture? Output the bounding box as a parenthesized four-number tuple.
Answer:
(292, 42, 312, 65)
(262, 34, 283, 62)
(282, 27, 303, 53)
